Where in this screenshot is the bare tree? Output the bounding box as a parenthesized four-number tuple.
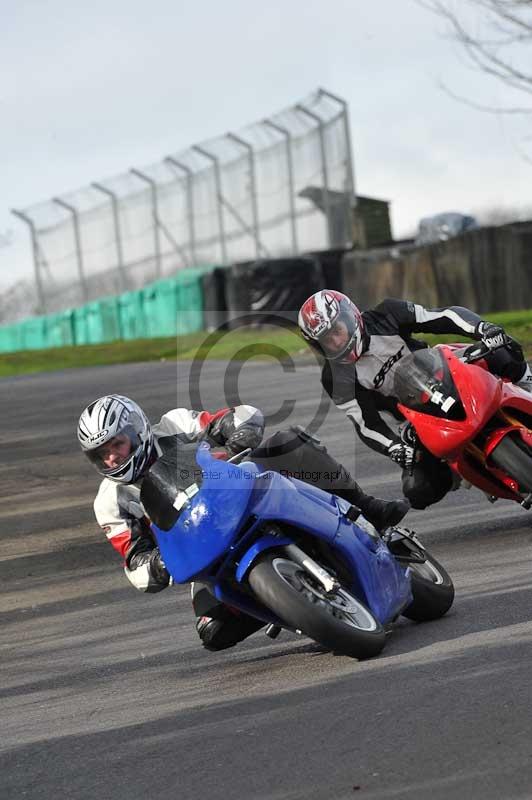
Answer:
(419, 1, 532, 114)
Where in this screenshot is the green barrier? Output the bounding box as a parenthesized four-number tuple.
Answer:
(177, 269, 204, 335)
(143, 279, 178, 338)
(21, 316, 48, 350)
(0, 265, 214, 353)
(0, 322, 24, 354)
(142, 270, 203, 338)
(118, 291, 146, 340)
(72, 306, 91, 346)
(46, 310, 75, 348)
(84, 298, 122, 344)
(98, 297, 122, 342)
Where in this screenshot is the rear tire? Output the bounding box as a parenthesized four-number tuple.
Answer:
(402, 551, 454, 622)
(248, 551, 386, 659)
(490, 433, 532, 494)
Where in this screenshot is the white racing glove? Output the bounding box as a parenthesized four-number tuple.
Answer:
(388, 441, 415, 470)
(475, 321, 509, 350)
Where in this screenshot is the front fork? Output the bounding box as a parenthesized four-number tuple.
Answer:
(262, 543, 341, 642)
(282, 543, 340, 594)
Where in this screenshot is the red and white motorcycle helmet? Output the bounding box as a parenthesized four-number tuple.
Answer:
(298, 290, 366, 362)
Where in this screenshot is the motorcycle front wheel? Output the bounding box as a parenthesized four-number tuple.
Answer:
(401, 551, 454, 622)
(248, 551, 386, 659)
(489, 432, 532, 494)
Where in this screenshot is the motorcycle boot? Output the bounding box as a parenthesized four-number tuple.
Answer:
(347, 493, 411, 533)
(195, 612, 265, 651)
(192, 582, 265, 651)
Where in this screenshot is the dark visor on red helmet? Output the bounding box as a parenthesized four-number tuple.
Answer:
(322, 308, 361, 360)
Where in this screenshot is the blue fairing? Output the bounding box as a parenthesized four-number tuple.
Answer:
(248, 471, 341, 541)
(243, 466, 411, 623)
(153, 443, 412, 624)
(153, 444, 261, 583)
(235, 532, 293, 583)
(332, 518, 412, 623)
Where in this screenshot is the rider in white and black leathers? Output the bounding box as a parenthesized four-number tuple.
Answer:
(298, 291, 532, 510)
(78, 394, 409, 652)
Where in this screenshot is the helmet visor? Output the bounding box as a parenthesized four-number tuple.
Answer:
(85, 424, 141, 474)
(319, 311, 359, 360)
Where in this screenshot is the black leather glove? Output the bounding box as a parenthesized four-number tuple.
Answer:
(507, 336, 525, 362)
(225, 424, 263, 456)
(149, 548, 171, 585)
(127, 543, 171, 591)
(207, 409, 264, 455)
(388, 441, 415, 470)
(475, 321, 509, 350)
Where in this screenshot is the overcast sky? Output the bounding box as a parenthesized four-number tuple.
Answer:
(2, 0, 530, 286)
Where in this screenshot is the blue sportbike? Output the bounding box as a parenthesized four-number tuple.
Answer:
(140, 440, 454, 659)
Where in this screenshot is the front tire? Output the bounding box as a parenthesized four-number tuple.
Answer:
(402, 551, 454, 622)
(490, 433, 532, 494)
(248, 551, 386, 659)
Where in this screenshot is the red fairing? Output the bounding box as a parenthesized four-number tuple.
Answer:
(109, 530, 132, 559)
(398, 345, 532, 503)
(449, 454, 517, 500)
(398, 348, 503, 460)
(198, 408, 230, 429)
(483, 418, 532, 461)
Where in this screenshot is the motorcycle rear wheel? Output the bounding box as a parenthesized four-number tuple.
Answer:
(490, 433, 532, 494)
(401, 551, 454, 622)
(248, 551, 386, 659)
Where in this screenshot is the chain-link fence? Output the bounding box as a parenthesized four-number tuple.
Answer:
(9, 88, 355, 322)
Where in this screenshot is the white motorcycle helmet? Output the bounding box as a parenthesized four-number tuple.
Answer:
(77, 395, 154, 484)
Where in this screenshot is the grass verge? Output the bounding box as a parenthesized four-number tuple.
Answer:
(1, 309, 532, 378)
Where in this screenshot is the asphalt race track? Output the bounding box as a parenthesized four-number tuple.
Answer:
(2, 358, 532, 800)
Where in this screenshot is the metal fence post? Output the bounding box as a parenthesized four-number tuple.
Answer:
(164, 156, 197, 266)
(130, 168, 162, 279)
(262, 118, 298, 255)
(296, 103, 333, 247)
(11, 209, 46, 314)
(91, 182, 127, 291)
(52, 197, 89, 302)
(318, 88, 356, 244)
(226, 132, 261, 259)
(192, 145, 228, 265)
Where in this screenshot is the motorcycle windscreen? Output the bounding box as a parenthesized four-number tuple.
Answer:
(149, 443, 260, 583)
(393, 348, 465, 420)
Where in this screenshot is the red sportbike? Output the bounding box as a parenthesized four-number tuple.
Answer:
(394, 342, 532, 507)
